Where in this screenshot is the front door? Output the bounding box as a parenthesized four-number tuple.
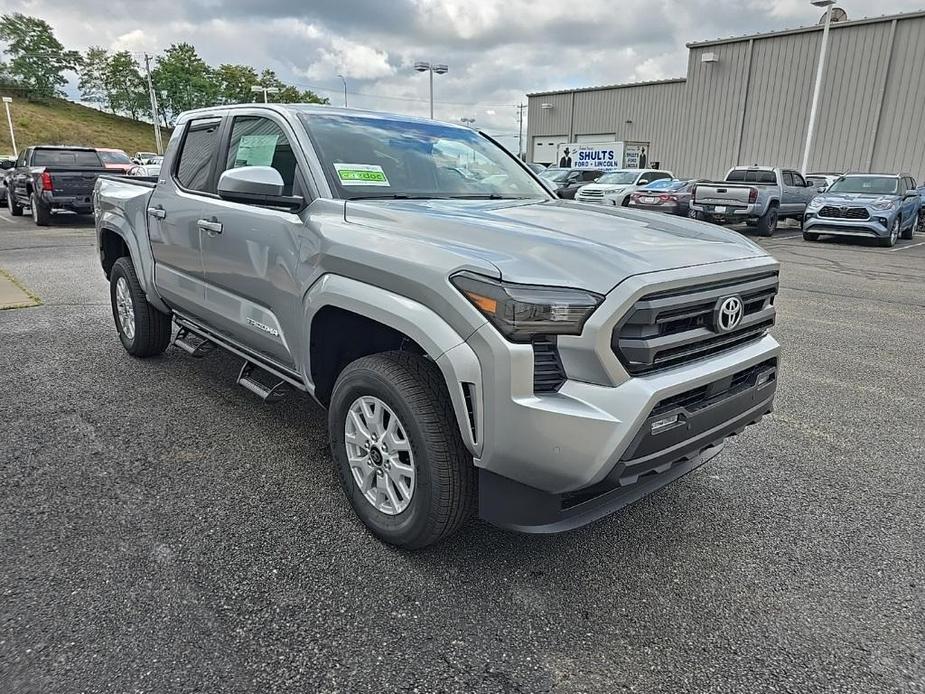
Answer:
(198, 112, 307, 369)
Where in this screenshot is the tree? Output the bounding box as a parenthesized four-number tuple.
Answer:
(215, 63, 259, 104)
(79, 46, 110, 110)
(0, 13, 80, 99)
(152, 43, 218, 122)
(256, 69, 327, 105)
(105, 51, 147, 120)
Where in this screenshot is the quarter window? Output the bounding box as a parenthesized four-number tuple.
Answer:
(175, 118, 221, 193)
(225, 116, 298, 196)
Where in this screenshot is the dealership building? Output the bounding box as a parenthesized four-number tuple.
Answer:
(526, 10, 925, 181)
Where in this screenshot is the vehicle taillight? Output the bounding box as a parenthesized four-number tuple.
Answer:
(40, 171, 54, 191)
(659, 194, 677, 202)
(748, 187, 758, 204)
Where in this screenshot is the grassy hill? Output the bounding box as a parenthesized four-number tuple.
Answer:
(0, 95, 165, 156)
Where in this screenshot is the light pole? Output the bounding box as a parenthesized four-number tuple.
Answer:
(800, 0, 836, 175)
(460, 117, 476, 128)
(251, 85, 281, 103)
(2, 97, 16, 156)
(413, 61, 448, 119)
(337, 74, 348, 108)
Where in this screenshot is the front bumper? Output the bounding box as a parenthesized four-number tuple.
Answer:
(478, 355, 777, 532)
(803, 211, 892, 238)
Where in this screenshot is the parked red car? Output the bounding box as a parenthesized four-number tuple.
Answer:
(628, 179, 700, 216)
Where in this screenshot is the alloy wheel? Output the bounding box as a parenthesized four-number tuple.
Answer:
(115, 276, 135, 340)
(344, 395, 416, 515)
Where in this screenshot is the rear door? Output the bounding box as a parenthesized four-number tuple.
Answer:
(10, 148, 31, 205)
(148, 115, 225, 315)
(198, 111, 309, 368)
(780, 171, 801, 214)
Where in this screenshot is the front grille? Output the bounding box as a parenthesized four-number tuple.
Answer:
(613, 271, 778, 375)
(578, 190, 604, 199)
(533, 337, 566, 392)
(651, 358, 777, 417)
(819, 206, 870, 220)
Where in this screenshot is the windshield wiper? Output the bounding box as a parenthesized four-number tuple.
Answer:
(442, 194, 535, 200)
(346, 194, 451, 200)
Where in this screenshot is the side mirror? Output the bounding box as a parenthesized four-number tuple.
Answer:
(217, 166, 302, 210)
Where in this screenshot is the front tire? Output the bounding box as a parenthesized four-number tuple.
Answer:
(7, 188, 23, 216)
(109, 257, 172, 357)
(803, 232, 820, 242)
(879, 218, 900, 247)
(30, 193, 51, 226)
(329, 352, 476, 549)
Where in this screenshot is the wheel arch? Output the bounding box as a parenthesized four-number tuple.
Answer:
(304, 274, 483, 456)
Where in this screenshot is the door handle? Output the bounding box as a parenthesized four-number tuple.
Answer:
(147, 207, 166, 220)
(197, 219, 223, 234)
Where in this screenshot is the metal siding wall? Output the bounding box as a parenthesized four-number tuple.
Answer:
(739, 33, 818, 169)
(812, 22, 893, 174)
(527, 14, 925, 177)
(872, 16, 925, 181)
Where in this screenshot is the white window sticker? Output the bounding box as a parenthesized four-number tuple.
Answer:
(233, 134, 279, 167)
(333, 163, 390, 187)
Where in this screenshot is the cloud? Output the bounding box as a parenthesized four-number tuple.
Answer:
(2, 0, 922, 144)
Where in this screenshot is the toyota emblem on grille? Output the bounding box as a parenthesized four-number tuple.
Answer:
(715, 296, 744, 333)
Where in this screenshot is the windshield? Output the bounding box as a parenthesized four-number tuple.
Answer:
(299, 113, 548, 200)
(32, 149, 102, 167)
(98, 150, 132, 165)
(827, 176, 899, 195)
(597, 172, 638, 185)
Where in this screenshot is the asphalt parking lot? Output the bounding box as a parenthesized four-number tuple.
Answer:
(1, 212, 923, 694)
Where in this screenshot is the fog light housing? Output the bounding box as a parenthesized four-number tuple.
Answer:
(651, 414, 680, 434)
(877, 217, 888, 226)
(756, 371, 774, 387)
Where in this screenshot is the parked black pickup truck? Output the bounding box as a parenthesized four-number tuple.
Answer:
(5, 146, 109, 226)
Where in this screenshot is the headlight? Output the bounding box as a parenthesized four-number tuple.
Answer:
(450, 271, 603, 342)
(806, 198, 824, 211)
(871, 197, 899, 210)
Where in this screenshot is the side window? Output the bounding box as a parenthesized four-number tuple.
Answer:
(175, 118, 221, 193)
(225, 116, 297, 196)
(791, 172, 806, 187)
(898, 178, 908, 194)
(16, 150, 27, 167)
(649, 171, 670, 182)
(582, 170, 600, 181)
(782, 171, 795, 186)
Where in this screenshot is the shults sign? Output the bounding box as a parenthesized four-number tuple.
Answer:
(555, 142, 625, 171)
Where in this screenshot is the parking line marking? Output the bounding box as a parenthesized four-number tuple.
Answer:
(889, 241, 925, 252)
(770, 233, 803, 240)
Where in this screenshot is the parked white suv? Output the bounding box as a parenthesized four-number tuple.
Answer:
(575, 169, 674, 206)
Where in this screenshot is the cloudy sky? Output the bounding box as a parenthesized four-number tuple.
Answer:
(4, 0, 923, 149)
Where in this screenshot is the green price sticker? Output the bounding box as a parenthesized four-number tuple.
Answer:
(333, 163, 391, 187)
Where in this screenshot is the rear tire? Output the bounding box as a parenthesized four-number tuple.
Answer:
(745, 219, 758, 227)
(30, 193, 51, 226)
(329, 351, 476, 549)
(7, 188, 23, 216)
(802, 232, 820, 242)
(109, 257, 172, 357)
(755, 205, 778, 237)
(900, 211, 914, 240)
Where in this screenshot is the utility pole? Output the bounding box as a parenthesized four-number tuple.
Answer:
(515, 103, 527, 161)
(2, 97, 17, 156)
(801, 0, 835, 175)
(144, 54, 164, 155)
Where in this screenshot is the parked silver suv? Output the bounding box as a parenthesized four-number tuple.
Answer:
(95, 105, 780, 548)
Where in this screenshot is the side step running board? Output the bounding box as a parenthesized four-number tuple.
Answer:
(173, 327, 217, 358)
(237, 362, 290, 403)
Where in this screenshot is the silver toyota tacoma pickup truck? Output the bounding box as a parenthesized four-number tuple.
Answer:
(94, 104, 781, 548)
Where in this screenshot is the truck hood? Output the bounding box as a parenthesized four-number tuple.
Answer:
(344, 199, 768, 294)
